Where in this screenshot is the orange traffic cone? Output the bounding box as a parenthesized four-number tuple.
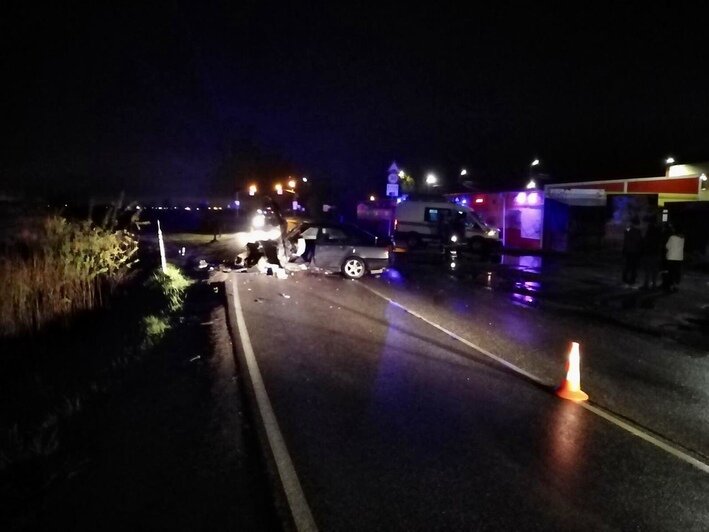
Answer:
(556, 342, 589, 402)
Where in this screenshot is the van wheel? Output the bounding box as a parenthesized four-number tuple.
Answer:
(469, 237, 485, 253)
(407, 233, 421, 249)
(342, 257, 366, 279)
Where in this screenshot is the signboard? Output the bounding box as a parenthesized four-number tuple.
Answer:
(387, 161, 400, 185)
(386, 184, 399, 197)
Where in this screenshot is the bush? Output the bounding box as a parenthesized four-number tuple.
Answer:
(143, 264, 191, 314)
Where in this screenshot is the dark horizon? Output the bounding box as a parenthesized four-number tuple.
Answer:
(2, 2, 708, 200)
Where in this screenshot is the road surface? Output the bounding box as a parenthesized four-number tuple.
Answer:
(225, 258, 709, 531)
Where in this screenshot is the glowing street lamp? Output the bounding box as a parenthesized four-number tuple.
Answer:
(665, 156, 675, 165)
(460, 168, 468, 176)
(526, 179, 537, 190)
(425, 173, 437, 185)
(248, 184, 257, 196)
(531, 158, 540, 167)
(288, 179, 297, 189)
(302, 176, 308, 183)
(275, 183, 283, 195)
(398, 170, 405, 178)
(369, 195, 376, 201)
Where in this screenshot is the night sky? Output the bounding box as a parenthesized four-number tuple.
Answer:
(2, 2, 708, 200)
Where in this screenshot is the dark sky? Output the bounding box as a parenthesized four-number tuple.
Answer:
(2, 1, 708, 199)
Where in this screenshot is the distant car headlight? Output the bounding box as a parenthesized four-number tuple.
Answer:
(252, 214, 265, 228)
(486, 229, 497, 237)
(450, 234, 458, 243)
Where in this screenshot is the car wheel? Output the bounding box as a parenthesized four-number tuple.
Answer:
(342, 257, 366, 279)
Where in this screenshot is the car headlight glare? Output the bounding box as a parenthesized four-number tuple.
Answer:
(252, 214, 265, 228)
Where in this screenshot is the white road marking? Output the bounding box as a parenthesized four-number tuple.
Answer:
(231, 278, 318, 531)
(358, 281, 709, 474)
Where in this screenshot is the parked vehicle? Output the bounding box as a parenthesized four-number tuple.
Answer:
(286, 222, 389, 279)
(393, 199, 501, 252)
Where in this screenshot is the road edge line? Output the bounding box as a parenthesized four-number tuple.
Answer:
(230, 277, 318, 532)
(358, 281, 709, 475)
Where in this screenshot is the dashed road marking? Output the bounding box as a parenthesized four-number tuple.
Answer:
(358, 281, 709, 474)
(231, 278, 318, 531)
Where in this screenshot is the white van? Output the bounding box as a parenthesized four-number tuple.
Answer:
(393, 199, 501, 252)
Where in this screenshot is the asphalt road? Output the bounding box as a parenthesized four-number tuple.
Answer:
(228, 261, 709, 531)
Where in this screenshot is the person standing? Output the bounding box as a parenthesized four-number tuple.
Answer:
(641, 216, 663, 289)
(622, 216, 642, 287)
(665, 227, 685, 292)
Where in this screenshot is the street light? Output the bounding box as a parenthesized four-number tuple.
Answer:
(369, 195, 376, 201)
(665, 156, 675, 165)
(426, 173, 437, 185)
(302, 176, 308, 183)
(460, 168, 468, 176)
(275, 183, 283, 195)
(531, 158, 540, 167)
(398, 170, 405, 178)
(288, 179, 297, 189)
(248, 184, 257, 196)
(526, 179, 537, 190)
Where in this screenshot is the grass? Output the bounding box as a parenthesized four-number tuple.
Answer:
(0, 215, 138, 336)
(144, 263, 192, 314)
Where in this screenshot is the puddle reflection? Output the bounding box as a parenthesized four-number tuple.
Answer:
(501, 255, 543, 272)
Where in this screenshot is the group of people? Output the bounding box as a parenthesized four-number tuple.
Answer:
(622, 216, 685, 291)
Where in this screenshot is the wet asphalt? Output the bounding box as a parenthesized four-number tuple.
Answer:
(230, 255, 709, 531)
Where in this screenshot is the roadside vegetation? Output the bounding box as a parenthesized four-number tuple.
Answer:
(0, 215, 138, 336)
(0, 210, 192, 526)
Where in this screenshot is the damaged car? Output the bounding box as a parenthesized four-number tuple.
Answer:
(286, 222, 390, 279)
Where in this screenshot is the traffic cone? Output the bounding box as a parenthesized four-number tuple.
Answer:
(556, 342, 589, 402)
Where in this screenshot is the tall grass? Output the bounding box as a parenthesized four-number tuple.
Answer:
(0, 216, 138, 336)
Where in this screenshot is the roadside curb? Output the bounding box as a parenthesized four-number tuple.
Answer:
(220, 277, 298, 532)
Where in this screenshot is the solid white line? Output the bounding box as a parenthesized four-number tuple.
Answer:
(358, 282, 545, 385)
(358, 281, 709, 474)
(580, 402, 709, 474)
(231, 278, 318, 532)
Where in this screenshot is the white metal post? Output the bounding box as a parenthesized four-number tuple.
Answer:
(157, 219, 167, 273)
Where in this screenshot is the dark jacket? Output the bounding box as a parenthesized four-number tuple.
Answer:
(623, 225, 642, 255)
(642, 223, 664, 257)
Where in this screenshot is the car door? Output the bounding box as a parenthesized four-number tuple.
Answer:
(312, 226, 351, 270)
